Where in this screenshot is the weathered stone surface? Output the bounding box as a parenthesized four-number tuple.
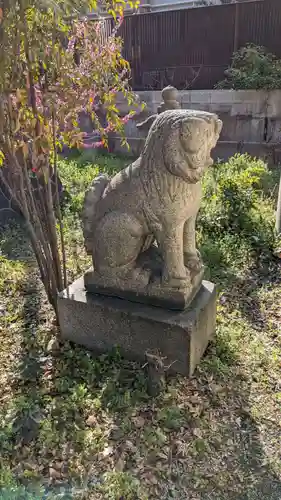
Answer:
(84, 246, 204, 310)
(82, 109, 222, 309)
(57, 277, 216, 377)
(136, 85, 181, 133)
(158, 85, 181, 112)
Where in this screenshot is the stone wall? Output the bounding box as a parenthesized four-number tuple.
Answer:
(3, 89, 279, 221)
(111, 90, 281, 162)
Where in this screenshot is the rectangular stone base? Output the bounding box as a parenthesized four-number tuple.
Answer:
(57, 278, 216, 377)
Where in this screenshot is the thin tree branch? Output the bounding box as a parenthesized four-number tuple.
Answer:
(52, 110, 67, 289)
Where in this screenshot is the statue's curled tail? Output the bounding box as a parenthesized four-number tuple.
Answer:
(82, 174, 110, 254)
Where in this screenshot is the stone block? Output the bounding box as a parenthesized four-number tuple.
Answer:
(208, 103, 232, 115)
(136, 91, 161, 114)
(230, 92, 268, 117)
(180, 92, 191, 107)
(189, 90, 212, 105)
(209, 90, 236, 104)
(233, 90, 267, 104)
(267, 91, 281, 118)
(269, 119, 281, 142)
(234, 117, 264, 142)
(57, 277, 217, 377)
(183, 103, 211, 112)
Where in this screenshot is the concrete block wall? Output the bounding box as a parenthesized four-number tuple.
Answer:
(111, 90, 281, 161)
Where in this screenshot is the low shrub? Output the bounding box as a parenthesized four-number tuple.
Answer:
(58, 154, 124, 215)
(216, 44, 281, 90)
(198, 154, 276, 272)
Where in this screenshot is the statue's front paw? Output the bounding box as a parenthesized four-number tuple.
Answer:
(132, 267, 151, 287)
(184, 251, 203, 273)
(162, 267, 190, 289)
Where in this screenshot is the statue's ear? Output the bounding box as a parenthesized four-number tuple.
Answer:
(136, 114, 158, 131)
(215, 118, 223, 136)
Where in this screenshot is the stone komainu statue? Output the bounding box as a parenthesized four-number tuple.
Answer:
(82, 109, 222, 309)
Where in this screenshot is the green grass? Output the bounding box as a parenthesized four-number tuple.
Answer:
(0, 153, 280, 499)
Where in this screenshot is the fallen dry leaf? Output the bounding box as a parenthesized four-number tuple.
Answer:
(193, 428, 202, 438)
(46, 338, 60, 354)
(115, 456, 125, 472)
(86, 415, 97, 427)
(133, 416, 146, 428)
(49, 467, 61, 480)
(102, 446, 113, 458)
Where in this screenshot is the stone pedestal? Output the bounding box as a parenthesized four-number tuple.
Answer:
(84, 246, 205, 311)
(57, 278, 216, 377)
(58, 278, 216, 376)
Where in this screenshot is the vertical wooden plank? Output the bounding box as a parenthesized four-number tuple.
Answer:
(119, 0, 281, 90)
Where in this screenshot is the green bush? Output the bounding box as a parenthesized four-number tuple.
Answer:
(0, 485, 45, 500)
(58, 154, 124, 215)
(216, 44, 281, 90)
(198, 154, 276, 271)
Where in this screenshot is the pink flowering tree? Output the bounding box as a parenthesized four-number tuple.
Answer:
(0, 0, 140, 320)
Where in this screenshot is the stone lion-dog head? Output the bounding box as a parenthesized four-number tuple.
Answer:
(140, 109, 222, 185)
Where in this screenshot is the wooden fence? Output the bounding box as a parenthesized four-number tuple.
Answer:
(110, 0, 281, 90)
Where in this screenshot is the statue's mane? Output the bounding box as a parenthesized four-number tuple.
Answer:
(139, 110, 221, 201)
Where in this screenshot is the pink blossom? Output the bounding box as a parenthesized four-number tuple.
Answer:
(10, 94, 17, 107)
(82, 140, 104, 149)
(121, 115, 130, 124)
(45, 46, 51, 56)
(104, 123, 114, 133)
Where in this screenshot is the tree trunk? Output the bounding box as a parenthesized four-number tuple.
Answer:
(276, 170, 281, 234)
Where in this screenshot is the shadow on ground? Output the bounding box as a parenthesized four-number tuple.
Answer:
(0, 222, 281, 499)
(196, 341, 281, 500)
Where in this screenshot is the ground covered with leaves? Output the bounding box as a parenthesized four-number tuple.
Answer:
(0, 153, 280, 499)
